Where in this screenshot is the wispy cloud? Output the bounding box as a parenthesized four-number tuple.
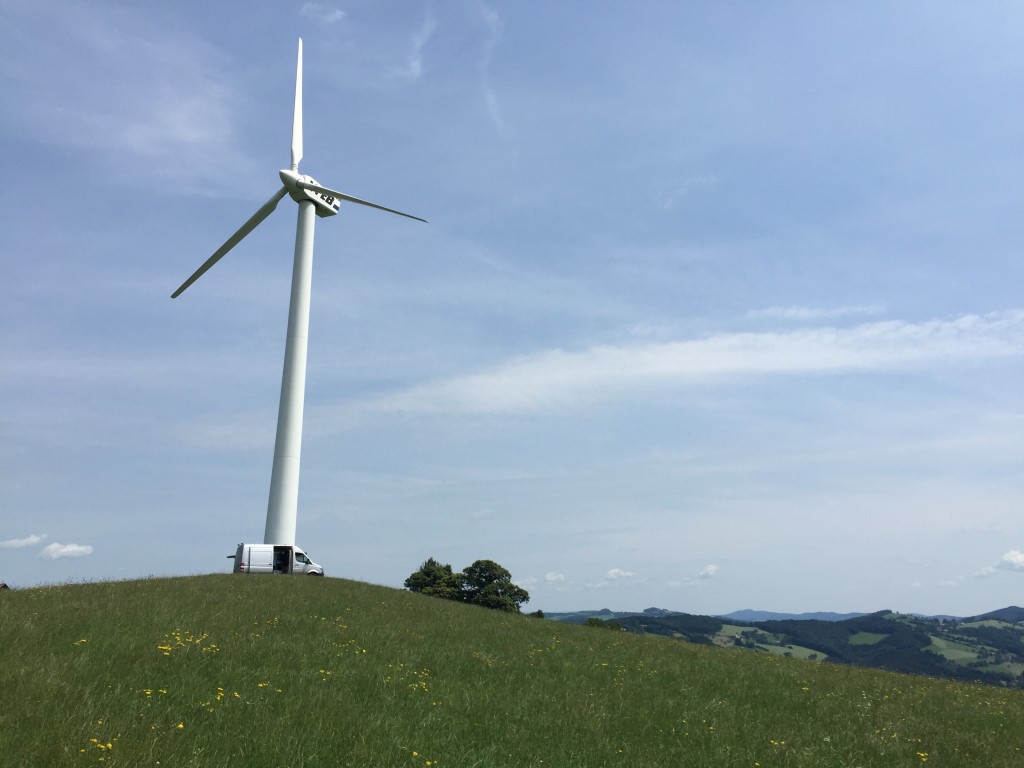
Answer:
(3, 3, 256, 194)
(39, 542, 94, 560)
(588, 568, 646, 589)
(749, 305, 887, 321)
(300, 3, 346, 26)
(538, 571, 573, 593)
(361, 310, 1024, 416)
(391, 11, 438, 83)
(473, 0, 504, 130)
(669, 564, 721, 587)
(975, 549, 1024, 578)
(0, 534, 47, 549)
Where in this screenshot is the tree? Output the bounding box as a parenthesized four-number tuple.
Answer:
(461, 559, 530, 613)
(404, 557, 530, 613)
(403, 558, 464, 601)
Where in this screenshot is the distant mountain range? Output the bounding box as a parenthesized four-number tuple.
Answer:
(545, 606, 1024, 688)
(720, 609, 870, 623)
(544, 607, 871, 623)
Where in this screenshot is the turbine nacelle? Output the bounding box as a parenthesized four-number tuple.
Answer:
(280, 169, 341, 218)
(280, 167, 427, 224)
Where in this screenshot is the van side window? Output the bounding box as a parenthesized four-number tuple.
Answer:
(295, 553, 309, 564)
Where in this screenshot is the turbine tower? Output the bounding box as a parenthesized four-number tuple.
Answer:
(173, 39, 425, 546)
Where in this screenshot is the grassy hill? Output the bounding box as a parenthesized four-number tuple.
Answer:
(2, 576, 1023, 767)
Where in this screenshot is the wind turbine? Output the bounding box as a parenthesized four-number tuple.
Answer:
(173, 38, 425, 547)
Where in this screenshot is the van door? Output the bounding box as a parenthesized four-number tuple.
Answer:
(293, 550, 311, 574)
(272, 546, 291, 574)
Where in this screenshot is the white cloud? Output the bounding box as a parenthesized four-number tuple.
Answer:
(606, 568, 636, 581)
(997, 550, 1024, 571)
(540, 571, 573, 593)
(300, 3, 346, 25)
(39, 543, 94, 560)
(669, 564, 721, 587)
(589, 568, 647, 589)
(0, 534, 47, 549)
(977, 549, 1024, 578)
(698, 564, 720, 580)
(363, 310, 1024, 416)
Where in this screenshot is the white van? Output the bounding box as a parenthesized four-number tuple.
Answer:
(230, 543, 324, 576)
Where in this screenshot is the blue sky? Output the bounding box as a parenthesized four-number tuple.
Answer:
(2, 0, 1023, 615)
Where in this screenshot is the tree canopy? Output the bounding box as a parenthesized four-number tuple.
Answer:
(404, 557, 530, 613)
(403, 557, 463, 601)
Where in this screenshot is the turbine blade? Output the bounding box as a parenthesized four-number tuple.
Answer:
(171, 187, 288, 298)
(291, 38, 303, 171)
(295, 180, 427, 223)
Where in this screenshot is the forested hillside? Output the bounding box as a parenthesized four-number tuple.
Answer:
(599, 608, 1024, 688)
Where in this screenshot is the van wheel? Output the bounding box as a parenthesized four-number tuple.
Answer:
(309, 572, 323, 576)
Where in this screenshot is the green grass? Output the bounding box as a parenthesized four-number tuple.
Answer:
(984, 662, 1024, 678)
(961, 620, 1016, 629)
(755, 643, 822, 661)
(3, 575, 1023, 767)
(928, 636, 982, 662)
(716, 624, 750, 638)
(715, 625, 824, 660)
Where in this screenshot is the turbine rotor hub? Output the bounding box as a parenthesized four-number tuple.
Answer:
(279, 169, 341, 218)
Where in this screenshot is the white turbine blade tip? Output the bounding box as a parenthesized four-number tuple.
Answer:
(171, 187, 288, 298)
(291, 38, 303, 170)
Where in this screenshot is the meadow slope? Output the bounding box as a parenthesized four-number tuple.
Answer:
(2, 575, 1022, 767)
